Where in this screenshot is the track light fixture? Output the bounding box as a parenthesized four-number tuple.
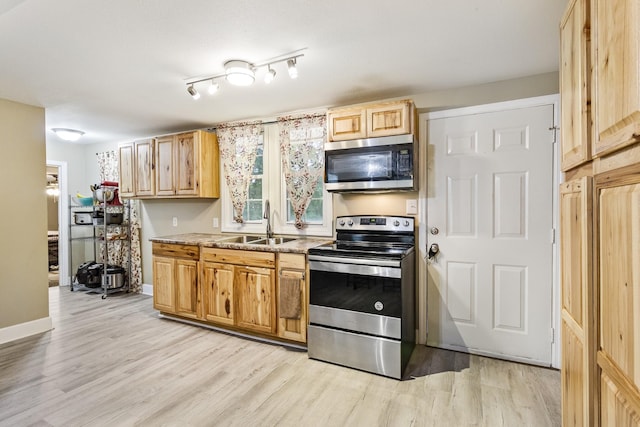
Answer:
(187, 84, 200, 100)
(184, 50, 305, 99)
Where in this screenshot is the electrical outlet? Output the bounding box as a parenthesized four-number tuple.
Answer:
(213, 217, 219, 228)
(406, 199, 418, 215)
(172, 217, 178, 227)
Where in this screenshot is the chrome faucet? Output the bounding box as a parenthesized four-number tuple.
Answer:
(263, 199, 273, 239)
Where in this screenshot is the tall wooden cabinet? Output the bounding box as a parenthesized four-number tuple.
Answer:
(560, 0, 640, 424)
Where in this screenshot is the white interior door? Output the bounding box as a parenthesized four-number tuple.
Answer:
(426, 101, 555, 365)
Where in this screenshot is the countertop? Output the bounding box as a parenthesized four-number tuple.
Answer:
(150, 233, 332, 254)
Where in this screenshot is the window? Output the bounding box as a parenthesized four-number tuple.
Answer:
(221, 124, 332, 236)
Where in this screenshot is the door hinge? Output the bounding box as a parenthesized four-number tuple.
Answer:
(550, 327, 555, 344)
(549, 126, 559, 143)
(550, 228, 556, 244)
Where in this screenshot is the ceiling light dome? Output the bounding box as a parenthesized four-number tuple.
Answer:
(51, 128, 85, 142)
(224, 60, 255, 86)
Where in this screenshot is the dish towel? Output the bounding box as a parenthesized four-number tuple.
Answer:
(279, 276, 301, 319)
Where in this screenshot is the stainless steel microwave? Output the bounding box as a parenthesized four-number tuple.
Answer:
(324, 134, 415, 192)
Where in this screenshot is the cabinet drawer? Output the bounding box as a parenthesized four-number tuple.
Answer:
(202, 248, 275, 268)
(152, 242, 199, 260)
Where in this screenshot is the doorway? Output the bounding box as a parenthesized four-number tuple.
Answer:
(46, 160, 69, 287)
(420, 95, 559, 367)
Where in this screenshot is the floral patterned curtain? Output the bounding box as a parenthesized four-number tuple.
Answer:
(97, 151, 143, 293)
(217, 121, 263, 223)
(277, 114, 326, 229)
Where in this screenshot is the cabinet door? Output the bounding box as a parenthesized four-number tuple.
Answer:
(597, 176, 640, 391)
(202, 262, 235, 325)
(600, 371, 640, 426)
(155, 135, 175, 196)
(366, 101, 412, 138)
(153, 256, 175, 313)
(560, 0, 591, 171)
(175, 259, 199, 319)
(277, 253, 307, 343)
(327, 108, 367, 141)
(593, 0, 640, 156)
(235, 265, 276, 334)
(118, 143, 135, 197)
(135, 139, 155, 197)
(560, 177, 595, 426)
(174, 132, 199, 196)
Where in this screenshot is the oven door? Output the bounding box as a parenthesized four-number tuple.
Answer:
(309, 255, 403, 338)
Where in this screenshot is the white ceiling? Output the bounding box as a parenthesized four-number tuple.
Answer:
(0, 0, 567, 145)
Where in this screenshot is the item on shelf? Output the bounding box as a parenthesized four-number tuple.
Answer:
(73, 195, 94, 206)
(73, 211, 93, 224)
(91, 210, 123, 225)
(75, 261, 125, 289)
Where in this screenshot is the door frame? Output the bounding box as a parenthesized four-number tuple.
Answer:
(418, 94, 560, 368)
(46, 160, 69, 287)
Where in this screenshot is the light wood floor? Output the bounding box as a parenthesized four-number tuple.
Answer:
(0, 287, 560, 426)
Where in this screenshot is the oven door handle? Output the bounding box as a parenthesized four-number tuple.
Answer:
(308, 254, 401, 267)
(308, 259, 401, 279)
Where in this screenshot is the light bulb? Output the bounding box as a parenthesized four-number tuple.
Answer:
(287, 59, 298, 79)
(264, 67, 276, 84)
(208, 81, 219, 95)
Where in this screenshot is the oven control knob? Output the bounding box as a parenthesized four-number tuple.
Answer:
(338, 219, 345, 226)
(404, 220, 410, 227)
(347, 220, 354, 226)
(374, 301, 384, 311)
(393, 220, 400, 226)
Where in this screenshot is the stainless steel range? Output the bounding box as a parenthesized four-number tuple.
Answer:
(307, 215, 415, 379)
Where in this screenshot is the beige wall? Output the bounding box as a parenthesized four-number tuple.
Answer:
(0, 98, 49, 329)
(45, 71, 559, 288)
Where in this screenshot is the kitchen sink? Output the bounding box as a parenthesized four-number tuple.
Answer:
(245, 237, 298, 245)
(217, 235, 265, 244)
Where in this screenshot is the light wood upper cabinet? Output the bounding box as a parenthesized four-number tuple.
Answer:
(592, 0, 640, 157)
(560, 0, 591, 171)
(118, 130, 219, 199)
(328, 99, 414, 142)
(327, 108, 367, 141)
(155, 135, 174, 196)
(134, 139, 155, 197)
(118, 143, 135, 198)
(367, 101, 412, 138)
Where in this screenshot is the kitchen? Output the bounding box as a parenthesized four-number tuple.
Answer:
(2, 0, 640, 425)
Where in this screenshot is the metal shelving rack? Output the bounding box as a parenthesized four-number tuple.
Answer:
(68, 186, 131, 299)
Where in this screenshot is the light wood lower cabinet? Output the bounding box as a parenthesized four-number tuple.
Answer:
(560, 176, 595, 427)
(155, 244, 309, 343)
(152, 243, 200, 317)
(201, 262, 235, 325)
(277, 253, 307, 343)
(234, 265, 276, 334)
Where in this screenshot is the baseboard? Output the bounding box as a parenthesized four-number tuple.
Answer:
(0, 316, 53, 345)
(142, 283, 153, 296)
